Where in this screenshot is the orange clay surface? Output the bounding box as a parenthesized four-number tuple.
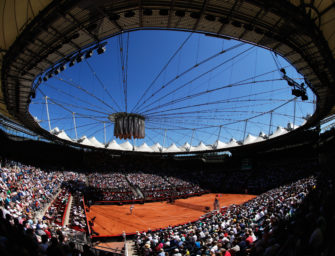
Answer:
(86, 193, 256, 237)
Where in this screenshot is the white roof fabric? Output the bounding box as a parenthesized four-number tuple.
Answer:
(190, 142, 211, 151)
(57, 130, 72, 141)
(89, 137, 105, 148)
(259, 131, 267, 138)
(107, 140, 124, 150)
(120, 141, 133, 150)
(227, 138, 239, 147)
(213, 140, 228, 149)
(135, 143, 153, 152)
(164, 143, 181, 152)
(287, 122, 299, 130)
(50, 127, 60, 135)
(243, 134, 257, 145)
(269, 126, 288, 139)
(254, 136, 265, 143)
(180, 142, 191, 151)
(79, 136, 94, 146)
(243, 134, 265, 144)
(151, 143, 162, 152)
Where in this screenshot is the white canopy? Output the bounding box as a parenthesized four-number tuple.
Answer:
(269, 126, 288, 139)
(180, 142, 191, 151)
(107, 140, 124, 150)
(213, 140, 228, 149)
(254, 136, 265, 143)
(151, 143, 162, 152)
(259, 131, 267, 138)
(89, 137, 105, 148)
(226, 138, 239, 147)
(135, 143, 154, 152)
(50, 127, 60, 135)
(287, 122, 299, 130)
(120, 141, 133, 150)
(190, 141, 210, 151)
(243, 134, 257, 145)
(164, 143, 181, 152)
(79, 136, 94, 146)
(57, 130, 72, 141)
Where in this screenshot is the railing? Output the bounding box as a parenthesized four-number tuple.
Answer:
(82, 196, 91, 235)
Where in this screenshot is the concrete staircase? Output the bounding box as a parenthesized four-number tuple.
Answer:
(126, 240, 138, 256)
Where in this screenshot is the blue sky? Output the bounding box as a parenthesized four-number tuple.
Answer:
(30, 30, 314, 147)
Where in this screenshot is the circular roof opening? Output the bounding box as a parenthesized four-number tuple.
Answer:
(29, 30, 315, 151)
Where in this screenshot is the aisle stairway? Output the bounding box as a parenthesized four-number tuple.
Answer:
(125, 174, 144, 199)
(63, 194, 73, 226)
(126, 240, 138, 256)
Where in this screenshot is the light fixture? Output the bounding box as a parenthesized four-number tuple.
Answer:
(60, 64, 66, 71)
(292, 89, 302, 97)
(301, 94, 308, 101)
(69, 59, 75, 67)
(76, 54, 84, 63)
(97, 45, 106, 55)
(85, 50, 93, 58)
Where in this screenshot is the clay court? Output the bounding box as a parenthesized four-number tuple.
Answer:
(86, 193, 256, 237)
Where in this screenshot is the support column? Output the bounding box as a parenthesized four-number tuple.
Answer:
(163, 129, 167, 148)
(293, 97, 296, 129)
(72, 112, 78, 140)
(243, 120, 248, 140)
(190, 129, 195, 147)
(268, 111, 273, 136)
(217, 125, 222, 141)
(103, 122, 106, 145)
(45, 96, 51, 132)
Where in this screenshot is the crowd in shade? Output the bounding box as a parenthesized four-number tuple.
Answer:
(135, 176, 318, 256)
(87, 173, 131, 192)
(86, 172, 136, 201)
(127, 172, 172, 190)
(176, 160, 317, 195)
(69, 195, 88, 232)
(127, 171, 206, 201)
(1, 155, 335, 255)
(82, 171, 206, 203)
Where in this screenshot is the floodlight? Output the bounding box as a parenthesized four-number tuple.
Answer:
(69, 59, 75, 67)
(60, 64, 66, 71)
(292, 89, 302, 97)
(76, 54, 84, 63)
(85, 50, 93, 58)
(97, 46, 106, 55)
(301, 94, 308, 101)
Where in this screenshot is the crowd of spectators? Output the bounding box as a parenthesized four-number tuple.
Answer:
(126, 171, 206, 201)
(44, 189, 70, 225)
(0, 161, 64, 222)
(135, 176, 317, 256)
(2, 154, 332, 255)
(0, 206, 114, 255)
(69, 195, 87, 232)
(87, 173, 136, 201)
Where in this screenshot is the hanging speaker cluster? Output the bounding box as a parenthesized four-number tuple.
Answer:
(280, 69, 308, 101)
(109, 113, 145, 139)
